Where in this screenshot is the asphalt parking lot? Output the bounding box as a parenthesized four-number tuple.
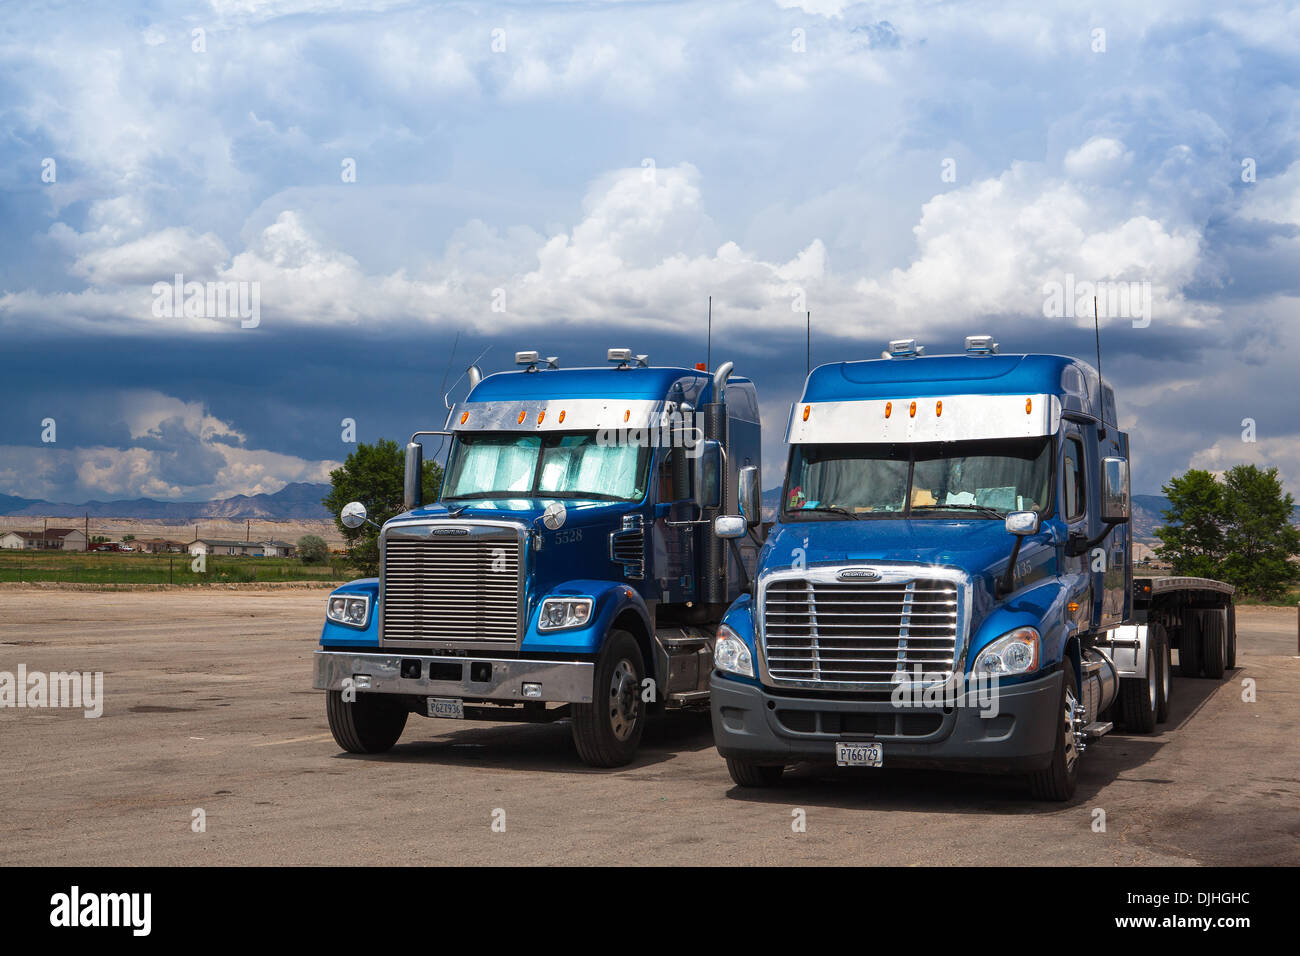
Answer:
(2, 588, 1297, 866)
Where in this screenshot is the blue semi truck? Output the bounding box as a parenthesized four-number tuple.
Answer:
(313, 349, 762, 766)
(710, 336, 1236, 800)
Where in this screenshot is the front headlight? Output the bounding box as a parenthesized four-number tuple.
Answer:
(974, 626, 1040, 676)
(538, 597, 593, 631)
(714, 623, 754, 678)
(327, 594, 370, 628)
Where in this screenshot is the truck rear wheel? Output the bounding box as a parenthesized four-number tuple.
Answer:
(571, 629, 645, 768)
(1154, 624, 1171, 723)
(725, 757, 785, 787)
(1201, 609, 1226, 680)
(1029, 666, 1079, 802)
(1178, 610, 1202, 678)
(1118, 626, 1160, 733)
(326, 690, 408, 753)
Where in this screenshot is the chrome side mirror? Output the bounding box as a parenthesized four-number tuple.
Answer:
(738, 465, 760, 527)
(340, 501, 368, 529)
(1005, 511, 1040, 536)
(713, 515, 746, 539)
(1100, 457, 1130, 522)
(404, 441, 423, 512)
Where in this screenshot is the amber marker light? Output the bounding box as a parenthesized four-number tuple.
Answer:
(537, 411, 545, 424)
(909, 401, 917, 418)
(885, 401, 892, 418)
(1067, 601, 1080, 612)
(624, 409, 630, 422)
(1026, 397, 1033, 414)
(558, 410, 566, 423)
(459, 411, 468, 425)
(517, 410, 526, 424)
(936, 400, 943, 417)
(802, 405, 811, 421)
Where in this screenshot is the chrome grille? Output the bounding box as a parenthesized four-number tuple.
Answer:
(381, 530, 523, 646)
(762, 576, 959, 686)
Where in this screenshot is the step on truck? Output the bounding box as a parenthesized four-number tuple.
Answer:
(314, 349, 762, 766)
(710, 336, 1236, 799)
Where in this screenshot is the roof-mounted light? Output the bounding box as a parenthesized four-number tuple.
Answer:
(887, 338, 925, 358)
(965, 335, 999, 355)
(607, 348, 649, 368)
(516, 350, 540, 368)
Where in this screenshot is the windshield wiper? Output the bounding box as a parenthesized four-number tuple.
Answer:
(911, 503, 1005, 518)
(792, 505, 861, 521)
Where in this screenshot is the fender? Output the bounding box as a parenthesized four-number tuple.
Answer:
(318, 578, 379, 647)
(714, 593, 761, 688)
(966, 579, 1072, 684)
(521, 579, 653, 655)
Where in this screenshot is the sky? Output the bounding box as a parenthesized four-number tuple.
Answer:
(2, 0, 1299, 502)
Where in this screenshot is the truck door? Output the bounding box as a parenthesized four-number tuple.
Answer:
(650, 445, 697, 604)
(1060, 427, 1093, 634)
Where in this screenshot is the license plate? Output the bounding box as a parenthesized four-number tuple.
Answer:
(836, 741, 883, 767)
(427, 697, 464, 719)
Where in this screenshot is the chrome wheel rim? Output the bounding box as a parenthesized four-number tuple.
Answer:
(608, 658, 639, 742)
(1063, 687, 1080, 773)
(1148, 648, 1158, 710)
(1161, 644, 1171, 702)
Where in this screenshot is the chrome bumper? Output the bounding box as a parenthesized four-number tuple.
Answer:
(312, 650, 594, 704)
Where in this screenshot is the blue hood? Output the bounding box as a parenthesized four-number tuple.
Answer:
(764, 517, 1049, 586)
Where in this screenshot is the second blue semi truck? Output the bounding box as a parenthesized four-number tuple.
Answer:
(711, 336, 1236, 800)
(313, 349, 762, 766)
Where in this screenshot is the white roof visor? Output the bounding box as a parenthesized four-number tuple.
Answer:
(786, 393, 1061, 444)
(452, 398, 669, 432)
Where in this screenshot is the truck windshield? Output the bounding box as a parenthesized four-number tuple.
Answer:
(443, 432, 651, 502)
(783, 437, 1053, 520)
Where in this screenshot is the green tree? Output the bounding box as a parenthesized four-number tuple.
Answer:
(321, 439, 443, 576)
(297, 534, 329, 565)
(1154, 469, 1225, 578)
(1218, 464, 1300, 599)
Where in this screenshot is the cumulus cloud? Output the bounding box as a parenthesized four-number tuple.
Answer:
(0, 391, 337, 501)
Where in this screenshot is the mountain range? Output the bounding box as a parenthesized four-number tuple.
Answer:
(0, 482, 334, 521)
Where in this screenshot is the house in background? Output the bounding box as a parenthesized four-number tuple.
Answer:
(0, 529, 88, 551)
(187, 538, 297, 558)
(135, 538, 187, 554)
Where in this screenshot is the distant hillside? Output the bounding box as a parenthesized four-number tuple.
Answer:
(0, 482, 333, 521)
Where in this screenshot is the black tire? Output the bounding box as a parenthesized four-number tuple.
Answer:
(1178, 610, 1202, 678)
(725, 757, 785, 788)
(1225, 603, 1237, 671)
(1029, 666, 1080, 801)
(1202, 609, 1226, 679)
(1119, 627, 1160, 734)
(326, 690, 408, 753)
(571, 629, 645, 767)
(1154, 624, 1171, 724)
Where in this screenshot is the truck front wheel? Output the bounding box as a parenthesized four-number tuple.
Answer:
(326, 690, 408, 753)
(571, 629, 645, 767)
(725, 757, 785, 787)
(1029, 666, 1080, 802)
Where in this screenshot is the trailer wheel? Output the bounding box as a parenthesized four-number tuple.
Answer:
(1153, 624, 1171, 724)
(1225, 603, 1237, 671)
(326, 690, 408, 753)
(1029, 667, 1079, 802)
(1202, 609, 1226, 680)
(1178, 610, 1202, 678)
(725, 757, 785, 788)
(570, 629, 645, 768)
(1118, 626, 1159, 734)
